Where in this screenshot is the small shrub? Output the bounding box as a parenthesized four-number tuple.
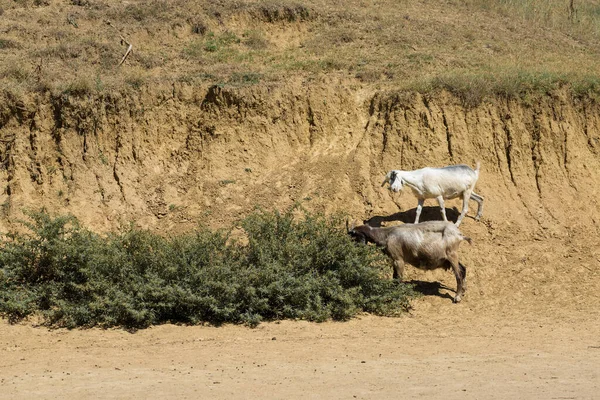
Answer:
(0, 207, 416, 329)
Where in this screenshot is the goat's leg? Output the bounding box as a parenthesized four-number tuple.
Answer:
(470, 191, 484, 220)
(448, 254, 465, 303)
(436, 195, 448, 222)
(459, 262, 467, 293)
(392, 259, 405, 280)
(455, 191, 471, 227)
(414, 198, 424, 224)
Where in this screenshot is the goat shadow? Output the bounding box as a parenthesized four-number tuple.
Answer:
(405, 280, 455, 301)
(363, 206, 460, 227)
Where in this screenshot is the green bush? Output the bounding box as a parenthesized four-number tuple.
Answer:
(0, 208, 416, 329)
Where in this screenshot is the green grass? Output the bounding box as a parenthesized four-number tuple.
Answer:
(3, 0, 600, 98)
(402, 68, 600, 107)
(0, 208, 416, 329)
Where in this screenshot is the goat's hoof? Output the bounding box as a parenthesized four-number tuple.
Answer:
(453, 295, 462, 303)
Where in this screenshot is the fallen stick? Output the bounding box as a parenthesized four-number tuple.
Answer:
(104, 19, 133, 66)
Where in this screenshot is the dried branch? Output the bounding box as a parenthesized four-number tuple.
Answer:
(568, 0, 577, 22)
(104, 19, 133, 66)
(67, 14, 79, 28)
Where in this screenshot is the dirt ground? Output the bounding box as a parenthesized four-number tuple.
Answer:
(1, 287, 599, 400)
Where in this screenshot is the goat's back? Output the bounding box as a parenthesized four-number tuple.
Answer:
(419, 165, 478, 198)
(386, 221, 466, 269)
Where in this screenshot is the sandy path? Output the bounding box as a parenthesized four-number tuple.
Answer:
(1, 298, 598, 400)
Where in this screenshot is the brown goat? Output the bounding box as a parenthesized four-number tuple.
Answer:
(347, 220, 472, 303)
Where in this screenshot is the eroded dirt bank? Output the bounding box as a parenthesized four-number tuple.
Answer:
(1, 81, 599, 236)
(1, 82, 599, 398)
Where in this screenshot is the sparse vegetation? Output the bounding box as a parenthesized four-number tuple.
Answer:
(1, 0, 599, 98)
(0, 208, 416, 329)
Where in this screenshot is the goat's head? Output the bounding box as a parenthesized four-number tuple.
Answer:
(346, 220, 368, 244)
(382, 170, 403, 192)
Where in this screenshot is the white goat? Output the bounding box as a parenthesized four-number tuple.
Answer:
(381, 162, 483, 227)
(347, 220, 472, 303)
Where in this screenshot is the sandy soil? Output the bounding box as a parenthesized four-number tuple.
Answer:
(1, 286, 598, 400)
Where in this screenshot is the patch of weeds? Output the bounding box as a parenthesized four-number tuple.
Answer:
(98, 150, 108, 165)
(244, 168, 252, 173)
(62, 78, 93, 97)
(219, 179, 236, 186)
(0, 39, 20, 50)
(125, 75, 145, 90)
(0, 201, 9, 216)
(243, 30, 269, 50)
(355, 68, 381, 83)
(94, 74, 104, 92)
(36, 43, 82, 61)
(253, 3, 312, 23)
(407, 52, 434, 67)
(182, 41, 204, 58)
(1, 65, 29, 83)
(205, 31, 241, 52)
(185, 32, 242, 57)
(571, 75, 600, 101)
(123, 0, 171, 22)
(229, 72, 261, 85)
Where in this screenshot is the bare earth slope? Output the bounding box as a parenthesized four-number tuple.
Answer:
(1, 0, 600, 398)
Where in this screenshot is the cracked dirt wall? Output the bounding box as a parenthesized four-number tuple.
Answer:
(0, 81, 599, 240)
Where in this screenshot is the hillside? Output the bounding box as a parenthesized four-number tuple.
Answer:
(1, 1, 600, 398)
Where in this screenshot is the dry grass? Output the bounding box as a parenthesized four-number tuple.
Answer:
(1, 0, 600, 101)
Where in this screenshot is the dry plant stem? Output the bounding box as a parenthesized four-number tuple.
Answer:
(67, 15, 78, 28)
(104, 19, 133, 66)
